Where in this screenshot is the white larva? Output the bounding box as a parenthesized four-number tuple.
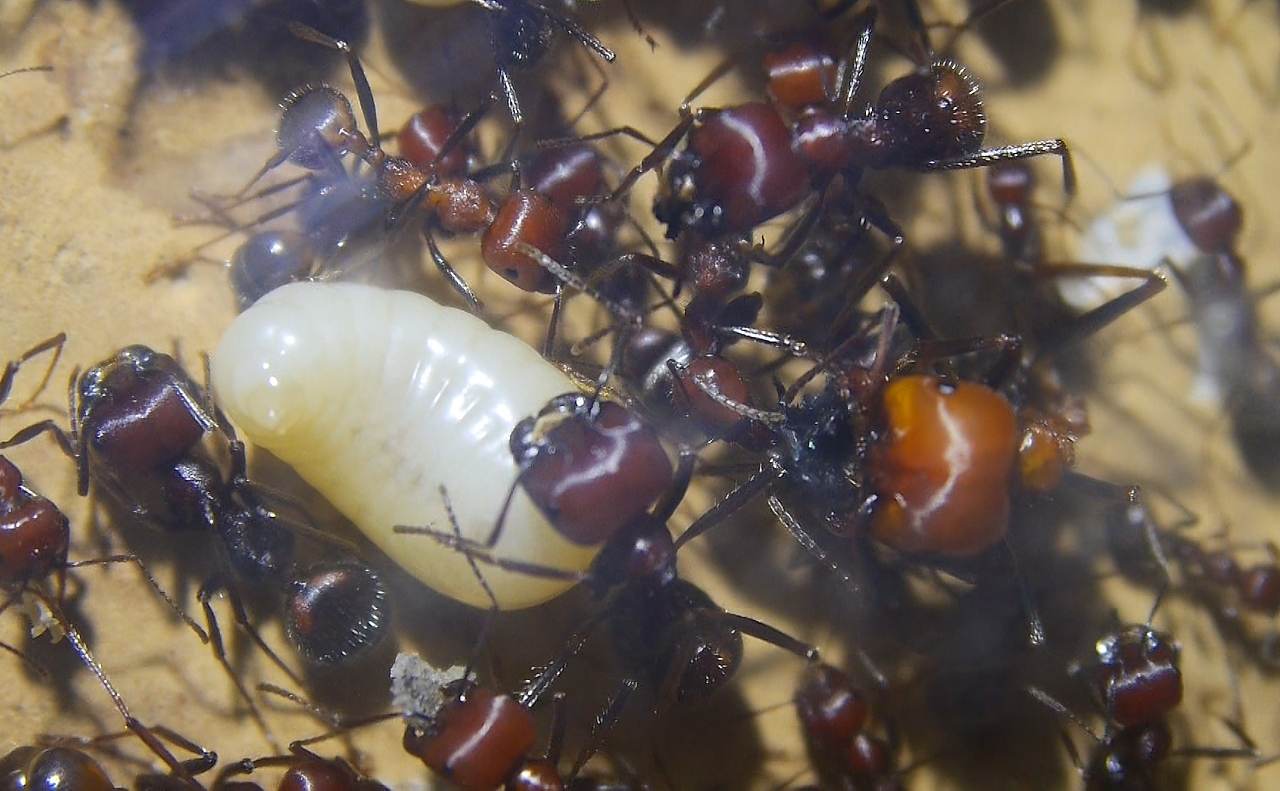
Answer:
(209, 281, 597, 610)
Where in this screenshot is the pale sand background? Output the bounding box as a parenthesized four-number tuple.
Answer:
(2, 0, 1280, 788)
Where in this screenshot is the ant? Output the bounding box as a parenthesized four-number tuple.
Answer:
(400, 465, 820, 745)
(795, 660, 904, 791)
(213, 24, 629, 314)
(0, 338, 216, 788)
(3, 345, 391, 746)
(1028, 597, 1256, 789)
(1099, 484, 1280, 667)
(393, 651, 618, 790)
(588, 0, 1073, 249)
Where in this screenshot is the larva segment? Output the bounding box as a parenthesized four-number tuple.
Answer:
(210, 281, 596, 609)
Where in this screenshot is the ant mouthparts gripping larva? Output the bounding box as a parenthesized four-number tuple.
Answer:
(209, 281, 609, 610)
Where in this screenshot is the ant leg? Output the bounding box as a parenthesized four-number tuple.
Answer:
(392, 523, 589, 583)
(63, 554, 208, 642)
(603, 116, 694, 204)
(566, 678, 639, 781)
(424, 230, 485, 314)
(701, 607, 819, 661)
(32, 592, 201, 786)
(197, 577, 286, 751)
(767, 494, 862, 595)
(0, 419, 77, 459)
(0, 333, 66, 413)
(836, 6, 878, 118)
(926, 139, 1078, 195)
(287, 23, 380, 150)
(1033, 264, 1168, 367)
(672, 466, 780, 551)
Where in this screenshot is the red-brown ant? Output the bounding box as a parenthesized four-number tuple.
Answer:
(3, 345, 391, 745)
(592, 0, 1073, 246)
(1029, 602, 1256, 790)
(795, 661, 903, 791)
(0, 339, 216, 788)
(1, 744, 121, 791)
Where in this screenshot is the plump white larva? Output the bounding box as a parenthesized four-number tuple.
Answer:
(210, 281, 597, 609)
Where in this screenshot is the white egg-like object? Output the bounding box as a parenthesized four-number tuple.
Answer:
(1066, 164, 1198, 311)
(210, 281, 597, 609)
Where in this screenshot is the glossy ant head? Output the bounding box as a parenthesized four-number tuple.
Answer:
(0, 455, 70, 583)
(510, 393, 673, 546)
(1169, 176, 1243, 254)
(76, 346, 215, 486)
(868, 375, 1018, 556)
(397, 105, 475, 178)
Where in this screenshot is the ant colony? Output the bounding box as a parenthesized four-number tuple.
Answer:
(4, 1, 1280, 790)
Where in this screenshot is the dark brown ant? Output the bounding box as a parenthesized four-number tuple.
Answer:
(0, 339, 216, 788)
(1099, 484, 1280, 666)
(588, 0, 1073, 247)
(401, 462, 819, 755)
(3, 346, 391, 746)
(1028, 602, 1255, 790)
(795, 661, 903, 791)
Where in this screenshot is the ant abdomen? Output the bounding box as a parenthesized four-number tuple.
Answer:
(874, 61, 986, 166)
(277, 84, 362, 171)
(0, 746, 116, 791)
(285, 562, 390, 665)
(231, 230, 316, 310)
(868, 375, 1018, 556)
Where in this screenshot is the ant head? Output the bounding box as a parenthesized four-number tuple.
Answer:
(398, 106, 475, 179)
(277, 84, 360, 171)
(78, 347, 211, 474)
(510, 393, 673, 546)
(868, 375, 1017, 556)
(402, 685, 537, 790)
(231, 230, 316, 310)
(1169, 176, 1242, 254)
(0, 747, 115, 791)
(0, 458, 69, 584)
(656, 103, 810, 239)
(285, 562, 391, 665)
(1095, 625, 1183, 728)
